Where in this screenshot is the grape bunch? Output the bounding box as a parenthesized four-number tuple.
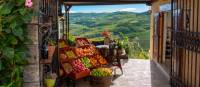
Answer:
(81, 57, 92, 68)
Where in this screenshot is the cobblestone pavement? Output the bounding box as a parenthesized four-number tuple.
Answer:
(75, 59, 171, 87)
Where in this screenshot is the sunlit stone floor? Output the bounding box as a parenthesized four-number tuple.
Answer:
(72, 59, 171, 87)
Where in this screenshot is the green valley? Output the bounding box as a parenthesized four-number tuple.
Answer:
(69, 11, 150, 50)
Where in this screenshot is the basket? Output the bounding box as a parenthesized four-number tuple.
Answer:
(90, 76, 112, 87)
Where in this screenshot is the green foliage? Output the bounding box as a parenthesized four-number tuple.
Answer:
(116, 32, 127, 49)
(127, 38, 149, 59)
(118, 32, 130, 53)
(48, 38, 56, 46)
(67, 34, 76, 46)
(0, 0, 33, 86)
(116, 32, 149, 59)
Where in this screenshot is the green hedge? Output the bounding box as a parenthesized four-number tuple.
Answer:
(0, 0, 33, 86)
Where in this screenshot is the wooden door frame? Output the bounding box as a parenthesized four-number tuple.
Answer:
(153, 12, 164, 63)
(158, 12, 164, 63)
(153, 13, 159, 62)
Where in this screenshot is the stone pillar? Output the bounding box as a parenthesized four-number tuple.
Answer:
(23, 0, 40, 87)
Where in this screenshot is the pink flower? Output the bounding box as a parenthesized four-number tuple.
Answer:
(25, 0, 33, 8)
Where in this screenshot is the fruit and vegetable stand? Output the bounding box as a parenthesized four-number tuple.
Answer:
(56, 38, 113, 87)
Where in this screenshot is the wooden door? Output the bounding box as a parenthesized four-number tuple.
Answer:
(158, 12, 164, 63)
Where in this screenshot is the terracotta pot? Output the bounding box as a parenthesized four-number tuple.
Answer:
(117, 48, 126, 55)
(104, 37, 110, 45)
(45, 79, 56, 87)
(48, 46, 56, 60)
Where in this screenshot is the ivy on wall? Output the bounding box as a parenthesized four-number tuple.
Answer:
(0, 0, 33, 86)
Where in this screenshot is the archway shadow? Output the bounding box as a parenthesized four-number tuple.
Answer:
(150, 60, 171, 87)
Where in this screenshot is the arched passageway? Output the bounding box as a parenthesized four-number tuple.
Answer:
(22, 0, 200, 87)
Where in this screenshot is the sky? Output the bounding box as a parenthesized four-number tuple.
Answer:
(67, 4, 150, 13)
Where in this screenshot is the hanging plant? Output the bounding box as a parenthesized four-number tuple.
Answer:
(0, 0, 33, 86)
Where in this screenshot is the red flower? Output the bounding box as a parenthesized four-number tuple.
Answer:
(102, 29, 110, 37)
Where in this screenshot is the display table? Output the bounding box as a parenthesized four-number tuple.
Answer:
(96, 45, 110, 62)
(96, 45, 125, 75)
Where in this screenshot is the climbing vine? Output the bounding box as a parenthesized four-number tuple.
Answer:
(0, 0, 33, 86)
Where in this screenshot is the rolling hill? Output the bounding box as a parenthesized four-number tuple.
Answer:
(69, 11, 150, 50)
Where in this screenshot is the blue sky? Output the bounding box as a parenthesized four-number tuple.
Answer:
(69, 4, 149, 13)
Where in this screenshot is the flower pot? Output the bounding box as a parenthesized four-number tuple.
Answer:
(48, 45, 55, 60)
(117, 48, 126, 55)
(104, 37, 110, 45)
(45, 79, 56, 87)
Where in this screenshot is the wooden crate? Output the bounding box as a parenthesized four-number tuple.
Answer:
(70, 70, 90, 80)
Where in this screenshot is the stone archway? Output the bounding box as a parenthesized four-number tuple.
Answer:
(22, 0, 154, 87)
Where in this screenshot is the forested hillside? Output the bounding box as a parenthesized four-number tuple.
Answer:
(69, 11, 150, 50)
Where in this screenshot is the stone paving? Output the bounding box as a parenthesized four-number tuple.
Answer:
(75, 59, 171, 87)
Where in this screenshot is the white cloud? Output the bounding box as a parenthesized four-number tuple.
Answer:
(118, 8, 149, 13)
(118, 8, 137, 12)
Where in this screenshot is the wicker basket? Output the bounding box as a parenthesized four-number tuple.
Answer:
(90, 76, 112, 87)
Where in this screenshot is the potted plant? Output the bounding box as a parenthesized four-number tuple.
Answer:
(44, 73, 57, 87)
(116, 40, 126, 55)
(116, 32, 130, 56)
(48, 38, 56, 61)
(102, 29, 111, 45)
